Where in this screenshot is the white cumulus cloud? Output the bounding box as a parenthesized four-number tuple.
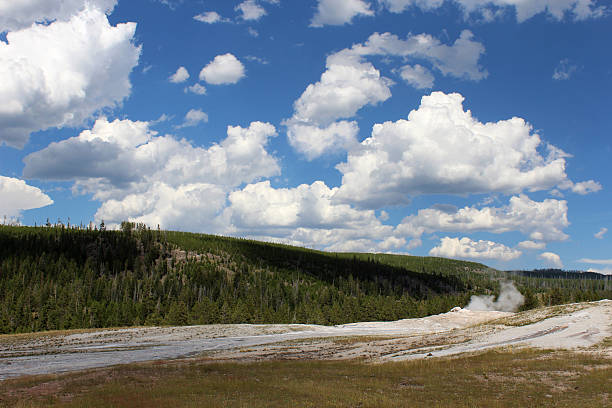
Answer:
(335, 92, 577, 208)
(23, 116, 402, 250)
(380, 0, 444, 13)
(538, 252, 563, 268)
(429, 237, 522, 261)
(310, 0, 374, 27)
(169, 66, 190, 83)
(185, 83, 207, 95)
(193, 11, 227, 24)
(96, 182, 228, 232)
(351, 30, 487, 81)
(518, 240, 547, 250)
(399, 64, 435, 89)
(286, 121, 360, 160)
(227, 180, 380, 230)
(0, 176, 53, 218)
(23, 118, 280, 203)
(291, 52, 392, 126)
(219, 180, 411, 253)
(24, 118, 280, 232)
(397, 195, 570, 242)
(0, 6, 140, 148)
(177, 109, 208, 128)
(235, 0, 267, 21)
(569, 180, 602, 195)
(380, 0, 606, 22)
(284, 31, 486, 159)
(0, 0, 117, 32)
(199, 53, 246, 85)
(284, 50, 390, 159)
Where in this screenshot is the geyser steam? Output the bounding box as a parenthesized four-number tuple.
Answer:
(466, 281, 525, 312)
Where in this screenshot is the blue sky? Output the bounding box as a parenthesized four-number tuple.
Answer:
(1, 0, 611, 273)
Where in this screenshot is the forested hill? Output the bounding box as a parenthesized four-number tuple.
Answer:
(508, 269, 610, 280)
(0, 224, 610, 334)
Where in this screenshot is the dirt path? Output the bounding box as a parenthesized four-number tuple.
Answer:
(0, 300, 610, 380)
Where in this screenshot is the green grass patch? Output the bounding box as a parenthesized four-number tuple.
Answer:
(1, 349, 610, 407)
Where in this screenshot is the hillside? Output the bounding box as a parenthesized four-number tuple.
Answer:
(0, 224, 610, 334)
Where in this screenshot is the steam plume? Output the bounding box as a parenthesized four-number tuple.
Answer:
(466, 281, 524, 312)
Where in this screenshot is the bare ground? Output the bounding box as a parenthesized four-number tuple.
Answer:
(1, 300, 610, 380)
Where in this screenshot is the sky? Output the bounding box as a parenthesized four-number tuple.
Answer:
(1, 0, 611, 273)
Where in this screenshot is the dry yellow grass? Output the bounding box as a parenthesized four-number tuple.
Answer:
(1, 348, 610, 408)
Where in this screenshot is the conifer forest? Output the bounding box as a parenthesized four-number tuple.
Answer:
(0, 224, 610, 334)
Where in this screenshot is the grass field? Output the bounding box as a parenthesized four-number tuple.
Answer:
(1, 348, 610, 408)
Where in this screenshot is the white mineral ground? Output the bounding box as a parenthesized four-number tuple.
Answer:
(0, 300, 610, 380)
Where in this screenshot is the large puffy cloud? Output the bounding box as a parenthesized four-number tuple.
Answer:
(35, 119, 278, 231)
(284, 51, 391, 159)
(310, 0, 374, 27)
(225, 180, 569, 253)
(24, 118, 153, 188)
(380, 0, 606, 22)
(291, 52, 392, 126)
(285, 31, 485, 159)
(224, 180, 400, 252)
(21, 113, 578, 255)
(228, 180, 381, 230)
(24, 117, 402, 251)
(335, 92, 592, 208)
(285, 121, 359, 161)
(95, 182, 228, 232)
(0, 176, 53, 218)
(0, 6, 140, 148)
(199, 54, 245, 85)
(295, 31, 486, 118)
(397, 195, 570, 242)
(429, 237, 522, 262)
(538, 252, 563, 268)
(301, 230, 405, 253)
(0, 0, 117, 32)
(24, 118, 280, 203)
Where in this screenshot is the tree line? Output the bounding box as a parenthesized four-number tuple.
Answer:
(0, 224, 609, 334)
